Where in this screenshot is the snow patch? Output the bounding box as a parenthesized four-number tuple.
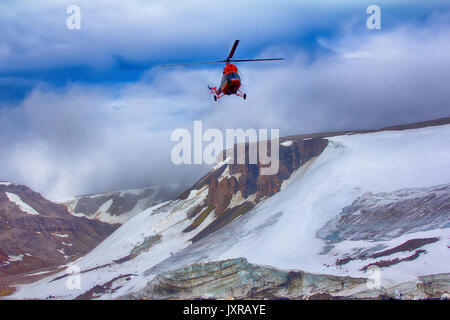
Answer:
(57, 249, 68, 260)
(5, 192, 40, 215)
(213, 156, 232, 171)
(8, 254, 24, 262)
(281, 140, 293, 147)
(52, 233, 69, 238)
(26, 270, 52, 277)
(228, 191, 256, 210)
(218, 166, 242, 183)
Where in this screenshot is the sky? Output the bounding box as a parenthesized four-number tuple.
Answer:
(1, 0, 450, 199)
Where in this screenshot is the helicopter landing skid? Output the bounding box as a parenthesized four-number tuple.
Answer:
(208, 86, 246, 101)
(208, 86, 224, 101)
(236, 89, 247, 100)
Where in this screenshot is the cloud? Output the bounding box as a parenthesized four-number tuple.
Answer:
(2, 0, 446, 73)
(202, 15, 450, 134)
(0, 81, 213, 199)
(0, 3, 449, 199)
(0, 0, 322, 72)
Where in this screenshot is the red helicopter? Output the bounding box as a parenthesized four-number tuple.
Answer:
(163, 40, 283, 101)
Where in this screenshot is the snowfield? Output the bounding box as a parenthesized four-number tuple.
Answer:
(11, 124, 450, 299)
(5, 192, 40, 215)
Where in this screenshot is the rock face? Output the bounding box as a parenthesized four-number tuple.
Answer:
(317, 184, 450, 242)
(128, 258, 367, 300)
(0, 183, 117, 287)
(179, 138, 328, 242)
(316, 184, 450, 273)
(63, 185, 184, 224)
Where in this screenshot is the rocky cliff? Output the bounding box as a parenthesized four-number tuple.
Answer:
(179, 137, 328, 242)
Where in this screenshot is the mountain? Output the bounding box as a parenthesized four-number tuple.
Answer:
(0, 182, 118, 293)
(61, 185, 185, 225)
(7, 118, 450, 300)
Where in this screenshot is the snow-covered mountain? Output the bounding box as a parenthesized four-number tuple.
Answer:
(61, 185, 185, 225)
(8, 119, 450, 300)
(0, 183, 117, 293)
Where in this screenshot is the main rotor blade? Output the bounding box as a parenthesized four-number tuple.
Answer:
(227, 40, 240, 60)
(229, 58, 284, 63)
(160, 57, 284, 68)
(160, 60, 227, 67)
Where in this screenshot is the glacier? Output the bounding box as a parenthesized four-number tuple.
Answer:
(10, 124, 450, 299)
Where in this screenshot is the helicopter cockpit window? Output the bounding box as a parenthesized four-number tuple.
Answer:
(224, 72, 240, 81)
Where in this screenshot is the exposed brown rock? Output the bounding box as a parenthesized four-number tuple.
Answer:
(205, 138, 328, 219)
(75, 274, 136, 300)
(0, 183, 118, 289)
(361, 249, 427, 272)
(371, 238, 439, 259)
(209, 176, 238, 216)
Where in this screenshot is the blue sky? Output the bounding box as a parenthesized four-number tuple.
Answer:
(1, 0, 448, 104)
(1, 0, 450, 198)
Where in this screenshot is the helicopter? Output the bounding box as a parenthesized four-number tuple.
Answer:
(162, 40, 283, 101)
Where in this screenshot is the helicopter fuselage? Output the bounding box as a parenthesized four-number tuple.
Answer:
(163, 40, 282, 101)
(217, 64, 241, 95)
(164, 40, 282, 101)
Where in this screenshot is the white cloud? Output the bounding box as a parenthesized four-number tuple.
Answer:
(5, 0, 444, 72)
(0, 2, 449, 199)
(0, 0, 320, 72)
